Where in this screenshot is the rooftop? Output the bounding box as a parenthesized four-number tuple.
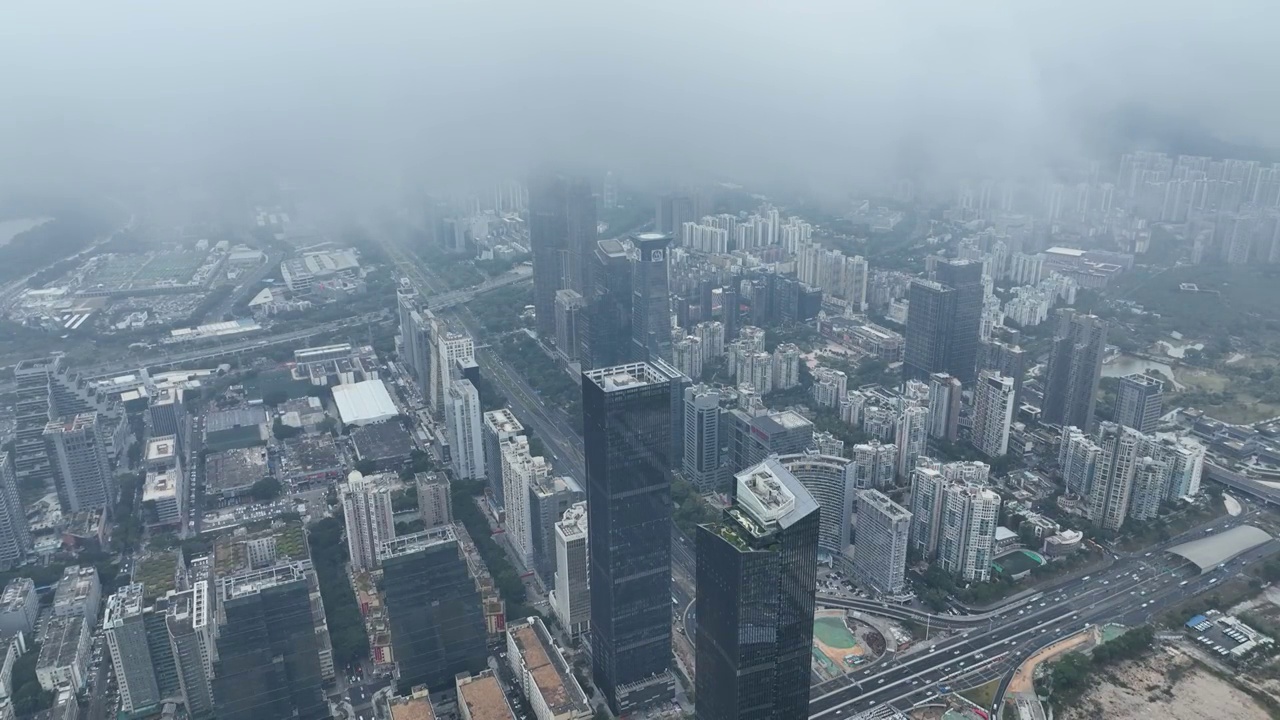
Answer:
(0, 578, 34, 611)
(389, 690, 436, 720)
(214, 519, 310, 576)
(509, 618, 589, 716)
(556, 503, 587, 540)
(205, 407, 268, 434)
(145, 435, 179, 464)
(482, 409, 523, 435)
(37, 614, 85, 669)
(379, 526, 457, 561)
(1166, 524, 1273, 573)
(205, 446, 270, 494)
(332, 380, 399, 426)
(103, 583, 147, 625)
(136, 552, 180, 600)
(143, 468, 181, 502)
(350, 421, 414, 462)
(456, 671, 514, 720)
(737, 465, 797, 522)
(857, 489, 912, 520)
(53, 565, 97, 607)
(584, 362, 673, 391)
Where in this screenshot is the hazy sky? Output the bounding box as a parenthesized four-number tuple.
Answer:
(2, 1, 1276, 203)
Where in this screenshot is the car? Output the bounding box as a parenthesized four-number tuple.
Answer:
(1103, 580, 1110, 585)
(912, 679, 919, 685)
(877, 679, 884, 685)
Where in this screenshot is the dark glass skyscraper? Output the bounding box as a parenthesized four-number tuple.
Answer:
(529, 174, 598, 339)
(903, 279, 955, 381)
(631, 233, 673, 362)
(213, 568, 328, 720)
(934, 258, 984, 383)
(904, 258, 984, 382)
(695, 458, 820, 720)
(579, 239, 635, 370)
(380, 528, 488, 692)
(582, 363, 676, 715)
(1042, 309, 1108, 432)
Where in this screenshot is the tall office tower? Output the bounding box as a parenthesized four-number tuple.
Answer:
(582, 363, 677, 714)
(166, 581, 215, 719)
(340, 471, 396, 572)
(971, 371, 1016, 458)
(429, 328, 474, 419)
(933, 258, 985, 383)
(417, 472, 453, 530)
(682, 386, 722, 493)
(104, 583, 183, 713)
(926, 373, 962, 442)
(0, 455, 32, 570)
(501, 436, 550, 569)
(851, 489, 912, 595)
(656, 192, 699, 235)
(695, 459, 819, 720)
(895, 404, 929, 480)
(380, 528, 488, 692)
(725, 409, 814, 476)
(530, 175, 598, 337)
(979, 336, 1027, 410)
(148, 387, 186, 451)
(777, 453, 856, 559)
(213, 566, 328, 720)
(903, 280, 955, 380)
(529, 475, 584, 585)
(45, 414, 114, 513)
(580, 239, 636, 370)
(398, 289, 433, 397)
(631, 233, 674, 362)
(1115, 373, 1164, 433)
(554, 289, 586, 361)
(850, 441, 897, 490)
(552, 502, 590, 639)
(12, 357, 57, 494)
(1059, 426, 1101, 496)
(1042, 310, 1108, 431)
(481, 409, 524, 508)
(1088, 422, 1145, 532)
(446, 379, 486, 482)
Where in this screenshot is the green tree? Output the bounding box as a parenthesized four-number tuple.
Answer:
(250, 477, 283, 501)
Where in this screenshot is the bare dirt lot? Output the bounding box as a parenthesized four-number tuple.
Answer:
(1060, 649, 1270, 720)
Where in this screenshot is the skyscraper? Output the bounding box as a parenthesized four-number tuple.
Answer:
(909, 463, 1000, 581)
(552, 503, 590, 639)
(380, 528, 488, 692)
(1042, 310, 1108, 432)
(656, 192, 699, 235)
(398, 289, 434, 399)
(529, 475, 583, 586)
(0, 454, 32, 570)
(12, 357, 58, 495)
(631, 233, 674, 362)
(213, 566, 328, 720)
(926, 372, 962, 443)
(45, 413, 114, 513)
(682, 385, 722, 493)
(340, 471, 396, 572)
(695, 459, 819, 720)
(429, 327, 474, 419)
(530, 174, 597, 338)
(166, 580, 215, 719)
(579, 239, 635, 370)
(1115, 373, 1164, 433)
(417, 472, 453, 530)
(1088, 422, 1145, 532)
(971, 371, 1016, 458)
(851, 489, 912, 595)
(481, 409, 524, 508)
(104, 583, 183, 713)
(895, 404, 929, 479)
(501, 436, 549, 570)
(446, 379, 485, 482)
(934, 258, 985, 383)
(777, 453, 856, 559)
(903, 280, 955, 380)
(582, 363, 676, 714)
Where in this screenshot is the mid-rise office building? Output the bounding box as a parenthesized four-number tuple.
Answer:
(446, 379, 486, 482)
(971, 371, 1016, 458)
(582, 363, 676, 714)
(341, 471, 396, 572)
(1042, 309, 1107, 431)
(0, 578, 37, 635)
(851, 490, 912, 595)
(52, 565, 101, 626)
(725, 409, 814, 476)
(481, 409, 524, 508)
(505, 617, 592, 720)
(1115, 373, 1164, 433)
(551, 502, 590, 639)
(682, 385, 722, 493)
(149, 387, 186, 450)
(380, 528, 488, 692)
(695, 459, 819, 720)
(45, 414, 114, 513)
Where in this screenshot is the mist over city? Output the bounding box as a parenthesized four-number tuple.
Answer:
(0, 4, 1279, 720)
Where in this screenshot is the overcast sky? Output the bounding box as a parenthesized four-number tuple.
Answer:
(1, 1, 1276, 204)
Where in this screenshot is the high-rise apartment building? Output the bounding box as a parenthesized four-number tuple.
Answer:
(398, 289, 434, 400)
(380, 528, 489, 692)
(777, 453, 856, 559)
(552, 502, 590, 639)
(446, 379, 485, 482)
(12, 357, 58, 495)
(0, 454, 32, 570)
(850, 441, 897, 490)
(481, 409, 524, 508)
(851, 489, 912, 595)
(341, 471, 396, 572)
(631, 233, 673, 362)
(45, 414, 114, 513)
(695, 459, 819, 720)
(1059, 426, 1101, 496)
(971, 371, 1016, 458)
(909, 464, 1000, 581)
(1088, 422, 1145, 532)
(1115, 373, 1164, 433)
(895, 404, 929, 479)
(529, 475, 583, 586)
(1159, 436, 1206, 500)
(429, 328, 474, 419)
(682, 386, 722, 493)
(926, 372, 962, 443)
(1042, 310, 1108, 431)
(979, 332, 1027, 410)
(581, 363, 676, 714)
(417, 472, 453, 530)
(501, 436, 550, 570)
